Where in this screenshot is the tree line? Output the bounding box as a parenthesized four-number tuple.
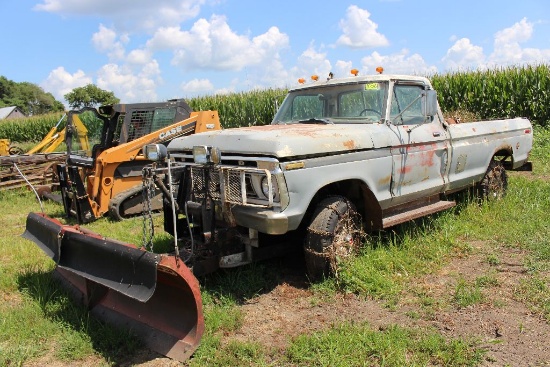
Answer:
(0, 76, 119, 115)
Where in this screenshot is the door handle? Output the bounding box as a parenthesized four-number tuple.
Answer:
(433, 132, 441, 137)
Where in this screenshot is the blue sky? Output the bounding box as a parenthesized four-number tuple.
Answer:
(1, 0, 549, 106)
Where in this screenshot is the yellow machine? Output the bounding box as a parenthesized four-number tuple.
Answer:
(26, 116, 70, 154)
(0, 139, 9, 155)
(56, 100, 221, 223)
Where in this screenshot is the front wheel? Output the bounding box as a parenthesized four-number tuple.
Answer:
(476, 159, 508, 200)
(304, 196, 364, 281)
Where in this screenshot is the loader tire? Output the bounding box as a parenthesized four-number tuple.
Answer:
(304, 196, 363, 282)
(476, 159, 508, 200)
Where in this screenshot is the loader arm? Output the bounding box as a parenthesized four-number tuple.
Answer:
(26, 114, 67, 154)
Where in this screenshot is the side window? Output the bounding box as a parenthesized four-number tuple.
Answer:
(390, 85, 424, 125)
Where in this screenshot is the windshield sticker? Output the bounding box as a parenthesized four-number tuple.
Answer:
(364, 83, 379, 90)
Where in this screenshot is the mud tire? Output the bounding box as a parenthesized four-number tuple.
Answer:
(304, 196, 363, 281)
(476, 159, 508, 200)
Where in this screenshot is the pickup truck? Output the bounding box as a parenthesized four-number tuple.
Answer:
(146, 71, 533, 279)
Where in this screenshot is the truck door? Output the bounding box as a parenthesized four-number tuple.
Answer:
(387, 83, 449, 203)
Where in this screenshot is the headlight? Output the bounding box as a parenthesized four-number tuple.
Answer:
(260, 175, 278, 199)
(143, 144, 167, 161)
(193, 145, 220, 164)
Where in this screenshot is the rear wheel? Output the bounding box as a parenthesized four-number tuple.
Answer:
(304, 196, 364, 281)
(476, 160, 508, 200)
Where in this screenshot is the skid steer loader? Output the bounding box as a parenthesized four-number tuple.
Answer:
(52, 99, 221, 223)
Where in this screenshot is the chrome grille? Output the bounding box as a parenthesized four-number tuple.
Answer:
(223, 169, 245, 204)
(190, 166, 220, 200)
(188, 165, 274, 207)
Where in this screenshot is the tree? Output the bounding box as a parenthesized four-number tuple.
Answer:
(64, 84, 120, 109)
(0, 76, 64, 115)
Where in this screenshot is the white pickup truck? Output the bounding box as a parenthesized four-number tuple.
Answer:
(145, 71, 533, 279)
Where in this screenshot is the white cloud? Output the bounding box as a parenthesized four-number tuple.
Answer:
(489, 18, 550, 65)
(180, 78, 214, 96)
(127, 49, 154, 65)
(92, 24, 127, 60)
(34, 0, 205, 31)
(336, 5, 389, 49)
(442, 18, 550, 71)
(148, 15, 289, 72)
(361, 49, 437, 75)
(292, 44, 332, 80)
(441, 38, 485, 70)
(334, 60, 354, 79)
(96, 61, 161, 102)
(41, 67, 93, 102)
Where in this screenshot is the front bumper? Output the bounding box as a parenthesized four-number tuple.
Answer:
(231, 206, 290, 235)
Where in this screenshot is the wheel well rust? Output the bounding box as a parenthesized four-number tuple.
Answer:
(306, 179, 382, 232)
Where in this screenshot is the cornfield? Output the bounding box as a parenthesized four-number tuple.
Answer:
(431, 64, 550, 126)
(188, 88, 287, 128)
(1, 64, 548, 144)
(0, 113, 63, 142)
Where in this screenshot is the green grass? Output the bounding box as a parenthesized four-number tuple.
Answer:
(286, 323, 484, 367)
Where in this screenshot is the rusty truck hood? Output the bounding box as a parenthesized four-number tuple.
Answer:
(168, 123, 380, 158)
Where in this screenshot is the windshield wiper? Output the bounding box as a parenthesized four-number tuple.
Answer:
(297, 118, 333, 124)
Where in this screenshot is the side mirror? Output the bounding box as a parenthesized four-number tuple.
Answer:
(423, 90, 438, 117)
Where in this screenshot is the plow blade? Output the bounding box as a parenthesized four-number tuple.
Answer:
(22, 212, 204, 362)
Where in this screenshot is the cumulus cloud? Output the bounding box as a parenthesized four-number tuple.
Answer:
(292, 44, 332, 79)
(147, 15, 289, 71)
(180, 78, 214, 96)
(34, 0, 205, 31)
(41, 67, 93, 102)
(92, 24, 127, 60)
(96, 61, 161, 102)
(334, 60, 354, 79)
(442, 18, 550, 71)
(361, 49, 437, 75)
(336, 5, 389, 49)
(489, 18, 550, 65)
(442, 38, 485, 70)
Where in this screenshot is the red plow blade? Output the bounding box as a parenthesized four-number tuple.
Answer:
(22, 212, 204, 362)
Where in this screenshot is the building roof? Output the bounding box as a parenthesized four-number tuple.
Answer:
(0, 106, 20, 119)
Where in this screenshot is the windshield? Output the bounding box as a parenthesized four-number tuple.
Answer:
(273, 81, 388, 124)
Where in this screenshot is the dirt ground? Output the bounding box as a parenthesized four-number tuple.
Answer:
(127, 238, 549, 367)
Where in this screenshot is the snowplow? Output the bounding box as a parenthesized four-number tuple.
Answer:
(52, 99, 221, 223)
(23, 212, 204, 361)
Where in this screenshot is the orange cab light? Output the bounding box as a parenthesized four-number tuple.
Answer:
(311, 75, 319, 81)
(351, 69, 359, 76)
(376, 66, 384, 74)
(298, 78, 306, 84)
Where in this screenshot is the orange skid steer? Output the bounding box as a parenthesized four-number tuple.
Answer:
(23, 212, 205, 361)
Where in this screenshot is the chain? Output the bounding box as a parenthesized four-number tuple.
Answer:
(142, 169, 156, 251)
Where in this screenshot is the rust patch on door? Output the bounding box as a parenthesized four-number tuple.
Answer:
(343, 140, 356, 149)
